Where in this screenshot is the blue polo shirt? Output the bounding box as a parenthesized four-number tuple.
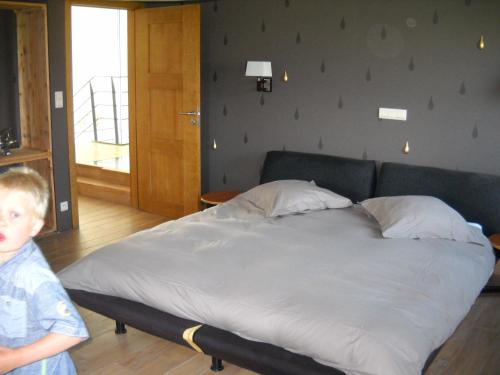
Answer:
(0, 240, 88, 374)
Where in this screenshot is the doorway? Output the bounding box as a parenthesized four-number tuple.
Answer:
(66, 2, 201, 229)
(71, 5, 131, 206)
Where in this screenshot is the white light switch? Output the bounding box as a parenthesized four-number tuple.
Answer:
(379, 107, 407, 121)
(54, 91, 64, 109)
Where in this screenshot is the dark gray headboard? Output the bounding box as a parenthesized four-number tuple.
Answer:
(376, 162, 500, 236)
(260, 151, 377, 203)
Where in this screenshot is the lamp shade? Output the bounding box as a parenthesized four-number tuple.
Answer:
(245, 61, 272, 77)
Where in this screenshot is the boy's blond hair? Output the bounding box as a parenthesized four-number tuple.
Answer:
(0, 167, 49, 219)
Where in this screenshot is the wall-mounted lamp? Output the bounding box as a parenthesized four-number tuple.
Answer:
(245, 61, 272, 92)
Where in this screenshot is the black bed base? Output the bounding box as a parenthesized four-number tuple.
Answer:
(68, 289, 344, 375)
(68, 289, 439, 375)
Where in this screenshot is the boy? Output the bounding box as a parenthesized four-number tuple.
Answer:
(0, 167, 88, 374)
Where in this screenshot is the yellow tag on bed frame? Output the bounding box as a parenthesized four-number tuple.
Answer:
(182, 324, 204, 353)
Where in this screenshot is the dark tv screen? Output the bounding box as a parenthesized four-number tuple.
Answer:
(0, 9, 21, 149)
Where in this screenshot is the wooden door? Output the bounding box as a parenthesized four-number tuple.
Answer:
(135, 5, 200, 218)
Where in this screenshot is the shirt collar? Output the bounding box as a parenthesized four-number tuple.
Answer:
(0, 239, 36, 270)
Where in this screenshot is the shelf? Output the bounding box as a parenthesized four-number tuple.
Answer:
(0, 3, 56, 233)
(0, 148, 50, 167)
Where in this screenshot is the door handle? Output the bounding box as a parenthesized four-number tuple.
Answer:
(179, 111, 200, 116)
(179, 109, 200, 126)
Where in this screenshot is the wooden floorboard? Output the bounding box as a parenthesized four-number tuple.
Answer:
(38, 197, 499, 374)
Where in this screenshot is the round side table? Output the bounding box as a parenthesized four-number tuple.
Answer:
(483, 234, 500, 294)
(490, 234, 500, 259)
(201, 191, 239, 207)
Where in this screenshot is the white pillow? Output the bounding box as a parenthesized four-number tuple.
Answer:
(240, 180, 352, 217)
(361, 195, 483, 244)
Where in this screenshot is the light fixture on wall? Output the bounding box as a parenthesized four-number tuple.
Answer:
(245, 61, 272, 92)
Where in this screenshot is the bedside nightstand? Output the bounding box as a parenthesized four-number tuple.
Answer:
(201, 191, 239, 207)
(482, 234, 500, 294)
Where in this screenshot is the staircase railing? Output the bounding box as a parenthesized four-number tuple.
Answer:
(73, 75, 128, 145)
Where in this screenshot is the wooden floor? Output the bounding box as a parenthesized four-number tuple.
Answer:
(38, 197, 500, 375)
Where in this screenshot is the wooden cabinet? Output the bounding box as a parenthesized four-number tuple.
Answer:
(0, 1, 56, 233)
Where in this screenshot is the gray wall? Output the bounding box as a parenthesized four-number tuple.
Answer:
(47, 0, 73, 231)
(201, 0, 500, 193)
(4, 0, 499, 231)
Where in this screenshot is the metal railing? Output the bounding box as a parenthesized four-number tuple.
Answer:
(73, 75, 129, 145)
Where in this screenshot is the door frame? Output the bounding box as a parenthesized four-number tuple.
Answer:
(64, 0, 143, 228)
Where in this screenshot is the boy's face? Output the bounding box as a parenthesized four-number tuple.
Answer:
(0, 187, 44, 263)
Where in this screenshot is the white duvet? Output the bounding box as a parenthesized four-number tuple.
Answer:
(58, 197, 495, 375)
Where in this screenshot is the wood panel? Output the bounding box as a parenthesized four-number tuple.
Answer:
(0, 1, 45, 10)
(128, 10, 138, 208)
(26, 158, 56, 233)
(16, 7, 51, 151)
(135, 5, 200, 219)
(76, 164, 131, 205)
(65, 0, 79, 229)
(76, 164, 130, 186)
(0, 149, 50, 166)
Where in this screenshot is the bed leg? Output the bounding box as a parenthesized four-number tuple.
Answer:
(115, 321, 127, 335)
(210, 357, 224, 372)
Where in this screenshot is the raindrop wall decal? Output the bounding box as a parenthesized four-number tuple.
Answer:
(362, 148, 368, 160)
(459, 81, 466, 95)
(366, 68, 372, 82)
(477, 35, 485, 50)
(296, 32, 302, 44)
(409, 57, 415, 71)
(282, 69, 289, 82)
(294, 108, 300, 120)
(403, 141, 410, 154)
(223, 33, 228, 46)
(320, 60, 326, 73)
(284, 0, 290, 7)
(212, 139, 217, 150)
(213, 1, 218, 12)
(432, 11, 439, 25)
(340, 16, 346, 30)
(428, 96, 434, 110)
(261, 20, 266, 32)
(212, 71, 218, 82)
(465, 0, 472, 6)
(222, 173, 227, 185)
(260, 94, 265, 106)
(318, 137, 323, 150)
(381, 26, 387, 40)
(244, 132, 248, 144)
(338, 96, 343, 109)
(223, 105, 228, 116)
(472, 124, 478, 139)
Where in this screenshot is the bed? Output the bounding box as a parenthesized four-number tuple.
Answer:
(58, 150, 500, 375)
